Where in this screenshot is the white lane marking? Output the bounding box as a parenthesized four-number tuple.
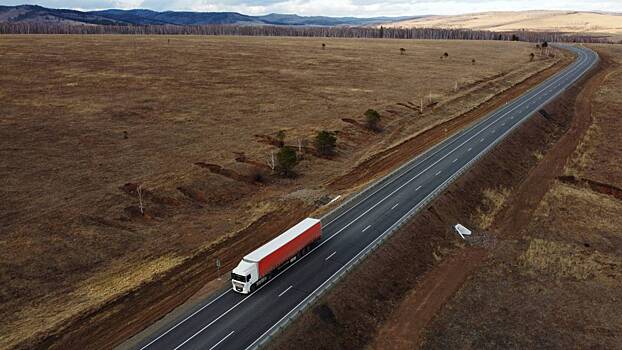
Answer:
(391, 203, 399, 210)
(362, 225, 371, 232)
(467, 147, 472, 152)
(208, 331, 235, 350)
(435, 171, 442, 176)
(154, 48, 593, 350)
(244, 47, 595, 350)
(325, 251, 336, 261)
(139, 289, 232, 350)
(278, 285, 293, 297)
(491, 129, 496, 133)
(452, 158, 458, 163)
(480, 138, 484, 143)
(501, 122, 506, 126)
(415, 185, 422, 191)
(321, 51, 587, 231)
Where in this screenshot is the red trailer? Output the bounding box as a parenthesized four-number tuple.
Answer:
(231, 218, 322, 294)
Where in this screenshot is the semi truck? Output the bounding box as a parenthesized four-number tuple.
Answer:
(231, 217, 322, 294)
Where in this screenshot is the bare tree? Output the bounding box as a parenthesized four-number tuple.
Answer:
(137, 184, 145, 215)
(400, 47, 406, 55)
(297, 138, 307, 156)
(267, 150, 276, 173)
(420, 97, 424, 113)
(322, 43, 326, 50)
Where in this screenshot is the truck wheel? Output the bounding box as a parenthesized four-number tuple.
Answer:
(250, 284, 257, 293)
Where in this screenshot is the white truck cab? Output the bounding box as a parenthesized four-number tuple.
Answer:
(231, 259, 259, 294)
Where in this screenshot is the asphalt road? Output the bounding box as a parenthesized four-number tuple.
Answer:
(127, 45, 598, 350)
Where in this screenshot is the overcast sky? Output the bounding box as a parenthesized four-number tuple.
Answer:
(5, 0, 622, 16)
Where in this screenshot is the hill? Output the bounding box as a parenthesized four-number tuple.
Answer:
(384, 10, 622, 41)
(0, 5, 418, 26)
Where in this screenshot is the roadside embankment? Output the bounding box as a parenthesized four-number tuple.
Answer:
(270, 47, 602, 350)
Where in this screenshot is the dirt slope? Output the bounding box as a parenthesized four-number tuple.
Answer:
(416, 46, 622, 349)
(0, 36, 567, 349)
(270, 46, 583, 350)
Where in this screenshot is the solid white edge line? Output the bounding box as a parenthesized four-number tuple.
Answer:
(208, 331, 235, 350)
(245, 47, 596, 350)
(321, 48, 585, 230)
(147, 46, 593, 350)
(138, 289, 232, 350)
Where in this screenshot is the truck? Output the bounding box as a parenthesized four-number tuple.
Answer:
(231, 217, 322, 294)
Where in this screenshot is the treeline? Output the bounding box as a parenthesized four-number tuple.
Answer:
(0, 22, 609, 43)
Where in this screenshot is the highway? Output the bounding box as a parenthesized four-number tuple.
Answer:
(126, 45, 598, 350)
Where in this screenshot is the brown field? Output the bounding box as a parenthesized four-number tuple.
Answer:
(269, 44, 585, 350)
(0, 35, 564, 348)
(385, 10, 622, 41)
(414, 45, 622, 348)
(268, 44, 622, 350)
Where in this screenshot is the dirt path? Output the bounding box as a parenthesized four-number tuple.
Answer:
(494, 49, 612, 235)
(363, 48, 610, 350)
(369, 248, 487, 350)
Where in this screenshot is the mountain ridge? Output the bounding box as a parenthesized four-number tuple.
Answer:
(0, 5, 421, 26)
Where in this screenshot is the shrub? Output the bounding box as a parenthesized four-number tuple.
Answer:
(364, 109, 381, 131)
(276, 146, 298, 177)
(314, 130, 337, 156)
(276, 130, 286, 147)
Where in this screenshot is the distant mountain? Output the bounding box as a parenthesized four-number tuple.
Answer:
(0, 5, 421, 26)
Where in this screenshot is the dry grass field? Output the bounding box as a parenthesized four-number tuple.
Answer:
(418, 45, 622, 349)
(0, 35, 561, 348)
(386, 11, 622, 41)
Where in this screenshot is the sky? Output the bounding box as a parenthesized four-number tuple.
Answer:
(4, 0, 622, 17)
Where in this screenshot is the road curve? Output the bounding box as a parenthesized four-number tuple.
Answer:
(123, 45, 598, 350)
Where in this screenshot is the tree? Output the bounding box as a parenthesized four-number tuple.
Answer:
(315, 130, 337, 156)
(443, 52, 449, 59)
(267, 150, 276, 173)
(400, 47, 406, 55)
(297, 138, 307, 159)
(322, 43, 326, 50)
(511, 34, 520, 41)
(530, 52, 535, 62)
(364, 109, 381, 131)
(276, 130, 286, 147)
(276, 146, 298, 177)
(137, 184, 145, 215)
(471, 58, 476, 65)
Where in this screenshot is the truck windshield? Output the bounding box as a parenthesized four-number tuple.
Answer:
(231, 273, 246, 282)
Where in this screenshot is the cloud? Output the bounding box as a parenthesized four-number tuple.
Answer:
(4, 0, 622, 16)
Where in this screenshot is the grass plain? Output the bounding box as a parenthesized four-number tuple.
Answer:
(385, 10, 622, 41)
(0, 35, 560, 348)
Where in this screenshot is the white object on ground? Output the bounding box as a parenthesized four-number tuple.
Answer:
(327, 195, 342, 205)
(454, 224, 472, 239)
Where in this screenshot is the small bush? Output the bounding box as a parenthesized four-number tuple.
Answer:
(364, 109, 381, 131)
(276, 130, 286, 147)
(314, 130, 337, 156)
(276, 146, 298, 177)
